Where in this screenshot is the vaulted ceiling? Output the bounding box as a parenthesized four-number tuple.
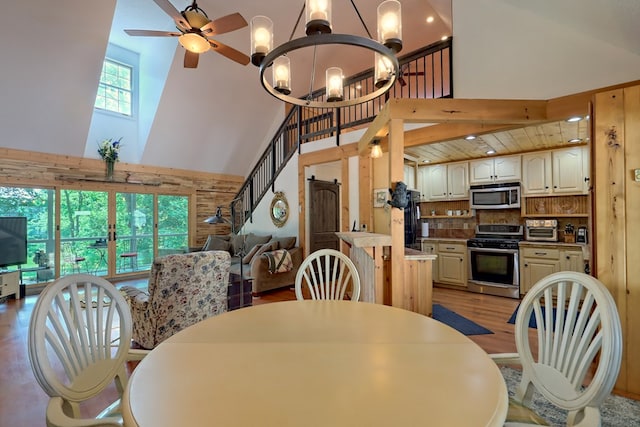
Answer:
(1, 0, 638, 177)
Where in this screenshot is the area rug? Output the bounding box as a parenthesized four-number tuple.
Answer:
(508, 304, 566, 329)
(500, 366, 640, 426)
(432, 304, 493, 336)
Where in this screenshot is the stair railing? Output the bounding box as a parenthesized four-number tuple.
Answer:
(233, 39, 453, 228)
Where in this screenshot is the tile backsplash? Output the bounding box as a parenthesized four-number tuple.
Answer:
(419, 208, 587, 239)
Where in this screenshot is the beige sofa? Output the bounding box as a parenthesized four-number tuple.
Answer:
(204, 233, 303, 295)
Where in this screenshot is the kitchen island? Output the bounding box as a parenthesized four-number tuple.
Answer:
(337, 232, 436, 316)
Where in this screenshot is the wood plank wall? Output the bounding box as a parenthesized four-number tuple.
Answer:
(594, 84, 640, 396)
(0, 147, 243, 248)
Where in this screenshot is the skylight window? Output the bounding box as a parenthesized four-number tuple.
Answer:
(95, 59, 132, 116)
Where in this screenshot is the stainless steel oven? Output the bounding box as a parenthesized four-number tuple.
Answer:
(467, 224, 523, 299)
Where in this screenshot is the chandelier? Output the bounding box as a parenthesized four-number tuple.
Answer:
(250, 0, 402, 108)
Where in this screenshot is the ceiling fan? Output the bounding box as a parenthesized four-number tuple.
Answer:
(397, 63, 426, 87)
(125, 0, 250, 69)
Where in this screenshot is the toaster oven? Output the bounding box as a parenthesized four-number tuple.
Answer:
(524, 219, 558, 242)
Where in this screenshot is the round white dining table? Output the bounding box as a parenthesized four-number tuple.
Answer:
(122, 300, 508, 427)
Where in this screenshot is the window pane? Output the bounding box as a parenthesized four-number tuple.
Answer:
(116, 192, 153, 274)
(0, 186, 56, 285)
(158, 195, 189, 256)
(59, 190, 109, 277)
(95, 59, 133, 116)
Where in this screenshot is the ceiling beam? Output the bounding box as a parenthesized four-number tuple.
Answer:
(403, 122, 525, 148)
(385, 98, 548, 124)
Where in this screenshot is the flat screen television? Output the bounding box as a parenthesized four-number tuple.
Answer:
(0, 216, 27, 268)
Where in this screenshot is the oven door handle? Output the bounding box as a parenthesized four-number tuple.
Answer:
(468, 247, 519, 254)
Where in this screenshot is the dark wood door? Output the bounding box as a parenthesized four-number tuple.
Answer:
(309, 179, 340, 253)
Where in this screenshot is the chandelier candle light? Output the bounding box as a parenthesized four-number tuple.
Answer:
(250, 0, 402, 108)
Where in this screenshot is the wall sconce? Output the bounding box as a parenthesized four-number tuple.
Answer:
(371, 140, 383, 158)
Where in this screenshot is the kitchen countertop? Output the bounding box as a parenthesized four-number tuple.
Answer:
(405, 247, 437, 260)
(518, 241, 588, 248)
(418, 237, 468, 243)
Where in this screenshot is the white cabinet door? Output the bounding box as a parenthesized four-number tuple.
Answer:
(561, 248, 585, 272)
(421, 242, 438, 281)
(404, 164, 416, 189)
(494, 156, 521, 182)
(447, 162, 469, 199)
(417, 166, 429, 201)
(469, 159, 495, 184)
(522, 152, 552, 195)
(424, 165, 448, 200)
(470, 156, 520, 185)
(552, 147, 585, 194)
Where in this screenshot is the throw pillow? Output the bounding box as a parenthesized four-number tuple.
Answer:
(242, 233, 272, 254)
(229, 234, 246, 256)
(254, 241, 277, 258)
(242, 243, 264, 264)
(206, 237, 231, 252)
(271, 236, 296, 250)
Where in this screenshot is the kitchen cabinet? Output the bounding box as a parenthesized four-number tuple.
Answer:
(469, 155, 521, 185)
(436, 242, 467, 288)
(404, 164, 416, 190)
(420, 240, 438, 281)
(522, 146, 589, 195)
(420, 161, 468, 201)
(519, 244, 585, 294)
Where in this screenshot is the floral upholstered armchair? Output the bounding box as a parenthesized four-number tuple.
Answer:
(121, 250, 231, 349)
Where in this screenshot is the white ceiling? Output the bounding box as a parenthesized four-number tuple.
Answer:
(0, 0, 638, 177)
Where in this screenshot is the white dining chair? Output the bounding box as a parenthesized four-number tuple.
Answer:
(28, 274, 147, 427)
(491, 271, 622, 426)
(295, 248, 360, 301)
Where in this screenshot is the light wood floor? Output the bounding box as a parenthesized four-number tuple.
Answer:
(0, 282, 521, 427)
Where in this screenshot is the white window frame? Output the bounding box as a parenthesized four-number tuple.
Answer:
(95, 58, 133, 116)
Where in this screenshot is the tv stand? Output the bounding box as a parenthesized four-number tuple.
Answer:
(0, 271, 20, 301)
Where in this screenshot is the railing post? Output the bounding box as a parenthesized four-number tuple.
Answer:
(335, 107, 341, 146)
(271, 136, 276, 192)
(296, 107, 302, 154)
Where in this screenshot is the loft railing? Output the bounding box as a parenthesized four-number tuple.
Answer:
(233, 39, 453, 227)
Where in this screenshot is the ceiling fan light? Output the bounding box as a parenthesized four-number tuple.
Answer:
(183, 10, 210, 30)
(378, 0, 402, 53)
(179, 33, 210, 54)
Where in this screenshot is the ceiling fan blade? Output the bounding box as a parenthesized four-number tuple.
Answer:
(184, 50, 199, 68)
(200, 13, 248, 36)
(124, 29, 181, 37)
(153, 0, 191, 30)
(208, 40, 250, 65)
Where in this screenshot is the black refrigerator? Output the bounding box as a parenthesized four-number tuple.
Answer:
(404, 190, 421, 249)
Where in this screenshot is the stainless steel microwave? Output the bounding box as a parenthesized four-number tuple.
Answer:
(469, 182, 521, 209)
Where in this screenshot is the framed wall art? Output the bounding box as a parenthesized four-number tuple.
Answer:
(373, 188, 388, 208)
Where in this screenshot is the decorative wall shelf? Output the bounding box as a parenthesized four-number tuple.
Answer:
(523, 195, 589, 217)
(59, 176, 162, 186)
